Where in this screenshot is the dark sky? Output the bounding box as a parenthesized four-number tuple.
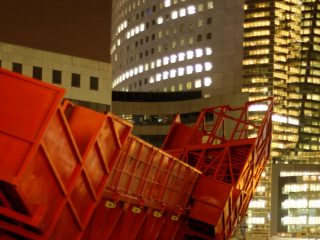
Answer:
(0, 0, 112, 62)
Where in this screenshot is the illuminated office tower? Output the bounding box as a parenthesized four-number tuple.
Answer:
(243, 0, 320, 238)
(111, 0, 244, 97)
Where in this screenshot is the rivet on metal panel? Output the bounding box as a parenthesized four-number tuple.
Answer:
(153, 211, 162, 218)
(132, 206, 142, 214)
(105, 201, 117, 209)
(171, 215, 179, 221)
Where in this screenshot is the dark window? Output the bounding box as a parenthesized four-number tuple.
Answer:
(0, 60, 2, 67)
(134, 82, 137, 88)
(152, 5, 156, 12)
(139, 52, 143, 59)
(141, 11, 144, 17)
(145, 50, 149, 56)
(207, 17, 212, 24)
(152, 19, 156, 25)
(12, 62, 22, 73)
(146, 36, 149, 42)
(146, 22, 149, 29)
(90, 76, 99, 90)
(151, 48, 155, 54)
(136, 13, 139, 20)
(71, 73, 80, 87)
(207, 33, 212, 40)
(33, 66, 42, 80)
(144, 78, 148, 84)
(52, 70, 62, 84)
(197, 34, 202, 42)
(140, 39, 143, 45)
(135, 41, 139, 47)
(152, 34, 155, 40)
(139, 80, 142, 86)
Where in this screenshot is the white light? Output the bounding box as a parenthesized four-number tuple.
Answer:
(178, 52, 185, 61)
(186, 65, 193, 74)
(248, 104, 268, 112)
(163, 56, 170, 65)
(204, 77, 212, 86)
(134, 67, 138, 75)
(195, 63, 203, 73)
(170, 54, 177, 63)
(247, 217, 265, 224)
(282, 199, 308, 209)
(309, 199, 320, 208)
(125, 71, 129, 78)
(156, 59, 162, 67)
(126, 31, 131, 39)
(186, 50, 194, 59)
(157, 16, 164, 24)
(156, 73, 162, 81)
(163, 71, 169, 80)
(195, 48, 204, 57)
(179, 8, 186, 17)
(170, 69, 177, 78)
(249, 200, 266, 209)
(272, 114, 287, 123)
(124, 20, 128, 28)
(149, 76, 155, 83)
(171, 10, 178, 19)
(140, 23, 145, 31)
(150, 61, 155, 69)
(135, 26, 140, 34)
(117, 39, 121, 46)
(164, 0, 171, 7)
(138, 65, 143, 73)
(288, 117, 299, 125)
(195, 79, 202, 88)
(187, 5, 196, 15)
(178, 67, 185, 76)
(129, 69, 134, 77)
(204, 62, 213, 71)
(206, 47, 213, 55)
(282, 216, 307, 225)
(131, 29, 135, 36)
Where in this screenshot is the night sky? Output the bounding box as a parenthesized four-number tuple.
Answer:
(0, 0, 112, 62)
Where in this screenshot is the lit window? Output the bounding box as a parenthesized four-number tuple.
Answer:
(198, 4, 203, 12)
(149, 76, 155, 83)
(171, 10, 178, 19)
(186, 81, 192, 89)
(125, 71, 130, 78)
(206, 47, 213, 55)
(179, 83, 183, 91)
(138, 65, 143, 73)
(170, 69, 177, 78)
(150, 61, 155, 69)
(156, 73, 162, 81)
(195, 64, 203, 72)
(156, 59, 162, 67)
(140, 23, 145, 31)
(170, 54, 177, 63)
(208, 1, 214, 9)
(179, 8, 186, 17)
(186, 50, 194, 59)
(195, 48, 203, 57)
(178, 52, 185, 61)
(134, 67, 138, 75)
(187, 5, 196, 15)
(157, 16, 164, 24)
(135, 26, 140, 34)
(171, 85, 175, 92)
(126, 31, 131, 39)
(204, 62, 213, 71)
(195, 79, 202, 88)
(163, 71, 169, 80)
(204, 77, 212, 86)
(164, 0, 171, 7)
(144, 63, 149, 71)
(129, 69, 134, 77)
(186, 65, 193, 74)
(163, 56, 170, 65)
(178, 67, 185, 76)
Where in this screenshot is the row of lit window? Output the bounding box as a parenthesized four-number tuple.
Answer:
(282, 199, 320, 209)
(280, 171, 320, 177)
(163, 0, 214, 11)
(283, 183, 320, 193)
(282, 216, 320, 225)
(112, 47, 213, 87)
(244, 20, 271, 29)
(244, 30, 270, 38)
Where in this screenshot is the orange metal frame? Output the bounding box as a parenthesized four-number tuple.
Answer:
(0, 68, 272, 240)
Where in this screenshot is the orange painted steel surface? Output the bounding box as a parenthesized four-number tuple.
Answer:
(162, 98, 273, 239)
(0, 68, 272, 240)
(0, 69, 132, 239)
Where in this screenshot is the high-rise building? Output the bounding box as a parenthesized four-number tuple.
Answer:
(243, 0, 320, 239)
(111, 0, 244, 98)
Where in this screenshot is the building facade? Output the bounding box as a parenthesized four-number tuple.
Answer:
(0, 42, 112, 112)
(111, 0, 244, 98)
(243, 0, 320, 239)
